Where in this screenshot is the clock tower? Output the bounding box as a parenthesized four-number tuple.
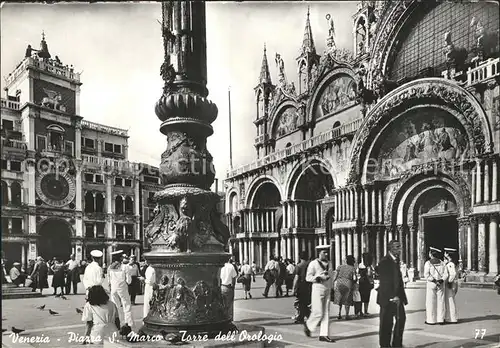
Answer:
(4, 32, 83, 261)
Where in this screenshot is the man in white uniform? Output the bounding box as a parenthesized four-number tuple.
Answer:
(304, 245, 335, 343)
(82, 250, 103, 293)
(220, 256, 238, 320)
(142, 259, 156, 320)
(108, 250, 134, 327)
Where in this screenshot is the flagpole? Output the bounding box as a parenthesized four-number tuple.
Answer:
(228, 86, 233, 170)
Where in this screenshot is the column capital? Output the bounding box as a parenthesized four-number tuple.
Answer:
(476, 214, 489, 224)
(457, 216, 470, 227)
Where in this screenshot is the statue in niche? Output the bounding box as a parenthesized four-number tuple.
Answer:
(275, 53, 287, 86)
(443, 32, 455, 66)
(193, 280, 212, 314)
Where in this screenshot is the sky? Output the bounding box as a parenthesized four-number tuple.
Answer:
(0, 1, 356, 187)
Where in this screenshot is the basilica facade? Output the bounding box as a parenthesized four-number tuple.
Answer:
(1, 35, 163, 270)
(224, 0, 500, 280)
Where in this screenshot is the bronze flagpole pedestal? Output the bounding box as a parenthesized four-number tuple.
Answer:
(140, 0, 234, 338)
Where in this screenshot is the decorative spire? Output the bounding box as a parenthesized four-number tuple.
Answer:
(301, 6, 316, 55)
(38, 30, 51, 60)
(258, 43, 272, 85)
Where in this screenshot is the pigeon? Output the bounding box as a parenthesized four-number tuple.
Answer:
(48, 309, 59, 315)
(76, 308, 83, 314)
(54, 294, 61, 298)
(61, 295, 68, 300)
(2, 329, 7, 333)
(119, 324, 132, 338)
(36, 305, 45, 310)
(161, 331, 184, 344)
(11, 327, 25, 334)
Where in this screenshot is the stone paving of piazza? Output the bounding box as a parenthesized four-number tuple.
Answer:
(2, 277, 499, 348)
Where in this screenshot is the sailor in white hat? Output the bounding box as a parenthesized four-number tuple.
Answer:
(443, 247, 459, 323)
(9, 262, 25, 287)
(107, 250, 134, 327)
(82, 250, 103, 292)
(424, 247, 449, 325)
(303, 244, 335, 343)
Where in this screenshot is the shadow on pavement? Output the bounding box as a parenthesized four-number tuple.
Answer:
(457, 314, 500, 324)
(414, 334, 500, 348)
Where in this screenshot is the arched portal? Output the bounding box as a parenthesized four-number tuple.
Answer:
(38, 219, 72, 261)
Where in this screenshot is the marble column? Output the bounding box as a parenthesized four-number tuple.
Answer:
(476, 160, 482, 204)
(266, 239, 271, 260)
(347, 190, 352, 220)
(484, 160, 490, 203)
(488, 214, 498, 275)
(342, 229, 347, 263)
(361, 227, 366, 253)
(354, 189, 359, 220)
(249, 239, 255, 266)
(378, 190, 383, 224)
(294, 236, 299, 264)
(353, 228, 359, 262)
(316, 202, 321, 227)
(243, 239, 248, 263)
(371, 189, 377, 224)
(471, 168, 476, 207)
(470, 217, 478, 271)
(274, 239, 279, 258)
(294, 202, 299, 228)
(335, 231, 341, 268)
(334, 194, 339, 222)
(258, 241, 263, 270)
(457, 218, 468, 267)
(286, 236, 292, 259)
(492, 159, 498, 202)
(467, 222, 472, 270)
(478, 216, 487, 273)
(271, 210, 275, 232)
(409, 225, 416, 269)
(308, 239, 313, 261)
(347, 228, 353, 255)
(376, 227, 382, 264)
(364, 187, 370, 224)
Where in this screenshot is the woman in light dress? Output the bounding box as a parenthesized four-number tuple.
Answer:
(444, 248, 459, 324)
(424, 247, 449, 325)
(332, 255, 357, 320)
(82, 285, 120, 344)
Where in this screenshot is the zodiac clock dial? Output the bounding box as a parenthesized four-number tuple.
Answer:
(36, 172, 76, 207)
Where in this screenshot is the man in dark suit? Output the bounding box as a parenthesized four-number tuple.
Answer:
(376, 240, 408, 348)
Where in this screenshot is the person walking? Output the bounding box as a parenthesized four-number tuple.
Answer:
(82, 250, 104, 295)
(303, 245, 335, 343)
(239, 259, 254, 300)
(276, 257, 286, 297)
(142, 259, 156, 320)
(292, 251, 311, 324)
(376, 240, 408, 348)
(220, 256, 238, 320)
(444, 247, 459, 324)
(30, 256, 49, 295)
(332, 255, 357, 320)
(127, 255, 140, 305)
(424, 247, 448, 325)
(65, 254, 80, 295)
(51, 259, 66, 296)
(107, 251, 134, 327)
(285, 259, 295, 297)
(358, 252, 375, 317)
(262, 256, 279, 298)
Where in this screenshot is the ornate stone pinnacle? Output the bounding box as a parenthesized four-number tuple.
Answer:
(141, 0, 233, 339)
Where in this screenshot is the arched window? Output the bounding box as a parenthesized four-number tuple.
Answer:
(11, 182, 22, 206)
(84, 192, 95, 213)
(125, 225, 134, 239)
(124, 196, 133, 215)
(332, 121, 341, 128)
(95, 193, 105, 213)
(46, 124, 65, 152)
(115, 196, 124, 214)
(1, 181, 9, 205)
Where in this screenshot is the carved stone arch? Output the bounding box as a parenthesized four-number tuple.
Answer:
(385, 172, 470, 225)
(307, 66, 358, 124)
(285, 156, 337, 200)
(244, 175, 283, 209)
(367, 0, 420, 85)
(348, 78, 494, 185)
(46, 124, 65, 133)
(406, 184, 462, 227)
(37, 217, 75, 237)
(225, 188, 239, 213)
(268, 100, 300, 138)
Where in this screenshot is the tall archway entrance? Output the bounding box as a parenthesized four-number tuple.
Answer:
(38, 219, 72, 261)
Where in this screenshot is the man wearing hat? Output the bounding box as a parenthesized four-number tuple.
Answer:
(376, 240, 408, 348)
(108, 250, 134, 327)
(424, 246, 449, 325)
(82, 250, 103, 291)
(303, 244, 335, 343)
(443, 247, 459, 323)
(9, 262, 26, 287)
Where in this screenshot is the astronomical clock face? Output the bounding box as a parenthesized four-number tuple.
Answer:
(36, 172, 76, 207)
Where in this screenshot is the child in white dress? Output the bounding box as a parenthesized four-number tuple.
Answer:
(82, 285, 120, 344)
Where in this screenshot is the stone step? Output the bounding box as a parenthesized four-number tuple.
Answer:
(2, 291, 43, 299)
(459, 281, 496, 289)
(2, 287, 34, 293)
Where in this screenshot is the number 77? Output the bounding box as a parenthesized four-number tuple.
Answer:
(474, 329, 487, 339)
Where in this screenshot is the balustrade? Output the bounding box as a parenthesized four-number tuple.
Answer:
(0, 98, 20, 110)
